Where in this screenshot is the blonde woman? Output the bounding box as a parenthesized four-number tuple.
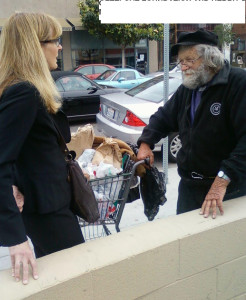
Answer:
(0, 12, 84, 284)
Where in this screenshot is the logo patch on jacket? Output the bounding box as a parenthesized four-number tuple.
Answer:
(210, 103, 221, 116)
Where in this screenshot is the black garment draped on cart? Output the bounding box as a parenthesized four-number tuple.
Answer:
(126, 143, 167, 221)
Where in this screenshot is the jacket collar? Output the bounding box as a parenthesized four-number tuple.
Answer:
(209, 60, 231, 87)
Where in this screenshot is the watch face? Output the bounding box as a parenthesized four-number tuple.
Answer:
(218, 171, 224, 177)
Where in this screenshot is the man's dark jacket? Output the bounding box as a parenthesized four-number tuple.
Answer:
(138, 62, 246, 185)
(0, 82, 71, 247)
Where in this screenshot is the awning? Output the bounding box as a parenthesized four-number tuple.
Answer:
(56, 18, 72, 31)
(0, 18, 7, 30)
(66, 18, 85, 30)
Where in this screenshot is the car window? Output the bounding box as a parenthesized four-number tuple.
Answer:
(137, 71, 145, 77)
(57, 76, 94, 92)
(95, 66, 110, 73)
(96, 70, 116, 80)
(113, 72, 122, 81)
(120, 71, 136, 80)
(126, 76, 163, 96)
(133, 81, 164, 102)
(55, 80, 65, 92)
(126, 76, 182, 103)
(77, 66, 93, 75)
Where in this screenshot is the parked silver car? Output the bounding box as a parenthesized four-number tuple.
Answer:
(144, 65, 181, 79)
(96, 75, 182, 162)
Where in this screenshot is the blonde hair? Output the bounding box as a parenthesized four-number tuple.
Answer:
(0, 12, 62, 113)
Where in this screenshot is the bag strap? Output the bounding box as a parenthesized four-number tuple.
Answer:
(49, 115, 71, 157)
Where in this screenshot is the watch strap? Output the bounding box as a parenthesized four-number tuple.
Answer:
(218, 171, 231, 182)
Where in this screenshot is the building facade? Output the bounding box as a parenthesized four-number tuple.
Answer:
(230, 1, 246, 68)
(231, 24, 246, 68)
(1, 1, 242, 74)
(0, 0, 157, 73)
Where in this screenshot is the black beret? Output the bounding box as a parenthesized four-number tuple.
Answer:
(171, 28, 218, 56)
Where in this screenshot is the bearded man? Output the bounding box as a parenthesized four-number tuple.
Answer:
(137, 29, 246, 218)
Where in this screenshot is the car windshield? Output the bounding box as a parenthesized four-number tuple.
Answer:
(96, 70, 116, 80)
(56, 75, 98, 92)
(103, 71, 118, 81)
(126, 76, 182, 103)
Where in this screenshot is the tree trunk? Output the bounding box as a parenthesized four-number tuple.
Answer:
(121, 47, 126, 67)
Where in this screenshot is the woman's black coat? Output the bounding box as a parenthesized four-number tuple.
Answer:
(0, 82, 71, 247)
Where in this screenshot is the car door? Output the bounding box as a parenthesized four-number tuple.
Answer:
(56, 75, 104, 120)
(112, 71, 137, 89)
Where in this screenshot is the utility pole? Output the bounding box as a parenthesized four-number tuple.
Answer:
(162, 24, 169, 183)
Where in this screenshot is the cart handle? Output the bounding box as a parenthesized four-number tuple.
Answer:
(144, 157, 150, 166)
(131, 157, 150, 175)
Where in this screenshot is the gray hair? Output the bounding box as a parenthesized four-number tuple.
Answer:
(179, 44, 224, 73)
(195, 44, 224, 73)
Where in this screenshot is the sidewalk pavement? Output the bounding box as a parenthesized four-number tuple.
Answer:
(0, 166, 179, 272)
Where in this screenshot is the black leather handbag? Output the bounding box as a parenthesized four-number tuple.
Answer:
(52, 118, 99, 223)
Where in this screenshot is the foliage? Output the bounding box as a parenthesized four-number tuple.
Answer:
(78, 0, 164, 48)
(214, 24, 235, 47)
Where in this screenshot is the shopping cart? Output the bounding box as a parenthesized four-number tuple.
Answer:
(78, 159, 147, 241)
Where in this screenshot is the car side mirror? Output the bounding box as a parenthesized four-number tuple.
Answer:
(87, 86, 98, 94)
(118, 77, 126, 82)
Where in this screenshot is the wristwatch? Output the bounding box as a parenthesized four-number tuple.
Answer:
(217, 170, 231, 182)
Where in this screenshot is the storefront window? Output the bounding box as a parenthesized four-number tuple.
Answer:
(104, 48, 135, 67)
(238, 40, 245, 51)
(70, 30, 145, 70)
(57, 51, 63, 70)
(71, 49, 104, 69)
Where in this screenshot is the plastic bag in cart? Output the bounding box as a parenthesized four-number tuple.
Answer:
(93, 191, 117, 220)
(140, 166, 167, 221)
(90, 175, 125, 220)
(92, 176, 124, 200)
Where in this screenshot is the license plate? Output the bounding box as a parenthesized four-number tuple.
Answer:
(106, 107, 115, 119)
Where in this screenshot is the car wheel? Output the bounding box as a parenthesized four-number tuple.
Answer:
(168, 132, 182, 163)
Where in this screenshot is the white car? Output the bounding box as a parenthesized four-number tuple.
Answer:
(96, 75, 182, 162)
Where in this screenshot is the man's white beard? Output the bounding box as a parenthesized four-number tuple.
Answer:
(182, 64, 213, 89)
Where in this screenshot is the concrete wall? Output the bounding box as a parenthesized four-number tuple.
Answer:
(2, 197, 246, 300)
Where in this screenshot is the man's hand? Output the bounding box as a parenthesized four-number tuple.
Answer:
(200, 176, 230, 219)
(12, 185, 24, 212)
(137, 142, 154, 166)
(9, 241, 38, 285)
